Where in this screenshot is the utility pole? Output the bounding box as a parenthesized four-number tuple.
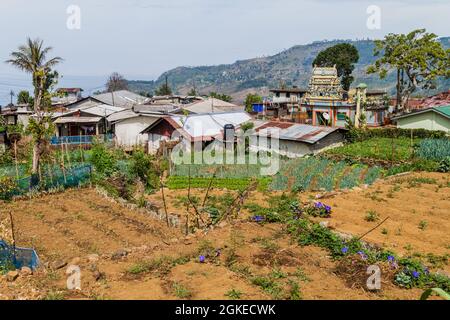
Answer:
(9, 90, 15, 105)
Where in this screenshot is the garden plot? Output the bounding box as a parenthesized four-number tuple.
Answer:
(307, 172, 450, 262)
(0, 188, 424, 300)
(270, 157, 383, 192)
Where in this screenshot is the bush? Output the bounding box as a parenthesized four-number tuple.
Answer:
(348, 128, 448, 141)
(438, 157, 450, 173)
(89, 142, 117, 177)
(0, 176, 17, 201)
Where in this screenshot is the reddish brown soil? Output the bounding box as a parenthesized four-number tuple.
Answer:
(1, 172, 447, 300)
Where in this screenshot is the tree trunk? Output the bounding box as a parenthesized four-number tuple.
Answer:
(396, 68, 401, 113)
(32, 142, 41, 174)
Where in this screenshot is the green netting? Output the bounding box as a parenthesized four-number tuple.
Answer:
(12, 164, 92, 196)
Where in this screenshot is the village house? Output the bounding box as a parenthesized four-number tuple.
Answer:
(249, 121, 346, 158)
(0, 104, 34, 127)
(51, 104, 124, 144)
(392, 105, 450, 132)
(52, 88, 83, 106)
(267, 87, 308, 119)
(107, 104, 182, 150)
(140, 112, 251, 154)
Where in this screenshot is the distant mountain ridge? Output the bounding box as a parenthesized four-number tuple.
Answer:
(128, 37, 450, 103)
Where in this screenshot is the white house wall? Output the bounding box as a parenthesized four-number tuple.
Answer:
(114, 116, 159, 147)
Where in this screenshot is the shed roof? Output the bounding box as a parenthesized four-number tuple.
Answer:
(253, 121, 344, 144)
(54, 117, 102, 124)
(392, 105, 450, 121)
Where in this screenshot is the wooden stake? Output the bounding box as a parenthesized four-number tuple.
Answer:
(14, 141, 19, 180)
(357, 217, 390, 241)
(160, 178, 170, 227)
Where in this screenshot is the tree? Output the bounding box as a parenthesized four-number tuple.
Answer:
(312, 43, 359, 91)
(106, 72, 128, 92)
(16, 90, 33, 105)
(187, 88, 197, 96)
(6, 38, 62, 175)
(367, 29, 450, 112)
(244, 93, 262, 112)
(209, 92, 232, 102)
(155, 76, 172, 96)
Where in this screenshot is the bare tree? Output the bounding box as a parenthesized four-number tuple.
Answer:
(106, 72, 128, 92)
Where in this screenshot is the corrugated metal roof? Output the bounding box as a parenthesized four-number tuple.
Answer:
(93, 90, 150, 108)
(254, 121, 342, 144)
(54, 117, 102, 124)
(142, 112, 251, 142)
(183, 98, 243, 114)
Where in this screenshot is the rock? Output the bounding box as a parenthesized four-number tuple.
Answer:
(6, 271, 19, 282)
(20, 267, 33, 276)
(51, 260, 67, 270)
(319, 221, 329, 228)
(87, 254, 99, 263)
(111, 249, 128, 260)
(92, 270, 104, 281)
(218, 221, 228, 228)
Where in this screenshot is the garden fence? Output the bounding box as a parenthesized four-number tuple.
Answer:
(0, 240, 40, 270)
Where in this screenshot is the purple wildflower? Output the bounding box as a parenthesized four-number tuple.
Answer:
(357, 251, 367, 260)
(412, 271, 420, 278)
(253, 215, 264, 222)
(341, 247, 349, 254)
(315, 202, 323, 208)
(423, 267, 430, 275)
(199, 255, 205, 263)
(325, 205, 331, 213)
(387, 255, 395, 262)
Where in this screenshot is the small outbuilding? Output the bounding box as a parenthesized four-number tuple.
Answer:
(392, 105, 450, 133)
(250, 121, 346, 158)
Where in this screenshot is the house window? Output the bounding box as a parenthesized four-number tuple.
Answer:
(286, 92, 291, 98)
(337, 112, 347, 121)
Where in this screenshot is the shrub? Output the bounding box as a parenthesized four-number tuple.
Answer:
(0, 176, 17, 201)
(438, 157, 450, 173)
(89, 142, 117, 177)
(365, 210, 379, 222)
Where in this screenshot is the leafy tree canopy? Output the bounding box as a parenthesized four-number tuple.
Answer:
(367, 29, 449, 110)
(16, 90, 33, 105)
(244, 93, 263, 112)
(209, 92, 232, 102)
(313, 43, 359, 91)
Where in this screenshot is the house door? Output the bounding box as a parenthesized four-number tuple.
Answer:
(69, 124, 79, 136)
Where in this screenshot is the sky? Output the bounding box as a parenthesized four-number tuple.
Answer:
(0, 0, 449, 104)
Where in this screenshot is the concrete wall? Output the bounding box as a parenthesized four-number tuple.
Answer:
(397, 112, 450, 132)
(114, 116, 158, 147)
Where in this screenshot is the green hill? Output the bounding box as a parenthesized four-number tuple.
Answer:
(128, 37, 450, 103)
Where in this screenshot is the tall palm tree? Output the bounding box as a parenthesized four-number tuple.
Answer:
(6, 38, 62, 174)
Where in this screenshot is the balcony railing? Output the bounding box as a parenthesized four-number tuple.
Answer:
(50, 134, 114, 145)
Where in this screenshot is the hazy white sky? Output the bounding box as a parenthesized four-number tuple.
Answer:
(0, 0, 449, 101)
